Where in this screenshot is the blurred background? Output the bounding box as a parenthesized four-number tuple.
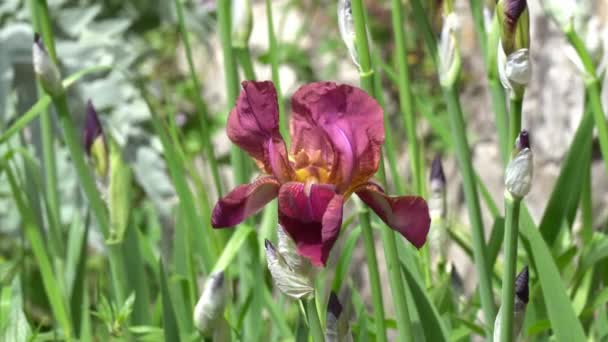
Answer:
(1, 0, 607, 335)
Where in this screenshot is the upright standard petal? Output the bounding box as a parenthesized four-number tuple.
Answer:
(356, 182, 430, 248)
(212, 176, 280, 228)
(290, 82, 384, 192)
(278, 182, 344, 266)
(227, 81, 292, 181)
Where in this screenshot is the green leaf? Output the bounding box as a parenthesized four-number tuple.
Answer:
(212, 224, 254, 273)
(538, 110, 594, 245)
(519, 208, 587, 340)
(487, 216, 505, 267)
(106, 139, 133, 244)
(0, 277, 31, 341)
(400, 257, 450, 342)
(159, 260, 180, 342)
(331, 226, 362, 292)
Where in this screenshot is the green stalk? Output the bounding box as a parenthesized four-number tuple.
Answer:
(390, 0, 423, 195)
(499, 194, 521, 342)
(265, 0, 288, 141)
(508, 95, 523, 150)
(490, 79, 510, 163)
(28, 0, 64, 255)
(359, 209, 388, 342)
(581, 145, 593, 243)
(305, 298, 324, 342)
(235, 47, 257, 81)
(443, 86, 496, 332)
(174, 0, 223, 197)
(351, 0, 415, 339)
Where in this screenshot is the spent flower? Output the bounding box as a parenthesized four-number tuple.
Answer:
(505, 130, 533, 199)
(193, 272, 227, 336)
(212, 81, 430, 266)
(325, 292, 352, 342)
(32, 33, 63, 97)
(428, 155, 447, 263)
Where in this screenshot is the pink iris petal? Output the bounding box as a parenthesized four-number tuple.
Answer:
(227, 81, 292, 182)
(212, 176, 281, 228)
(356, 182, 430, 248)
(278, 182, 344, 266)
(290, 82, 384, 192)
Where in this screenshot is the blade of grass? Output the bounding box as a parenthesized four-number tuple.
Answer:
(4, 162, 72, 339)
(159, 260, 180, 342)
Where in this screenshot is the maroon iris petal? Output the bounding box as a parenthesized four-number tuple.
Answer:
(83, 100, 104, 155)
(356, 182, 430, 248)
(212, 176, 281, 228)
(290, 82, 384, 192)
(278, 182, 344, 266)
(227, 81, 292, 181)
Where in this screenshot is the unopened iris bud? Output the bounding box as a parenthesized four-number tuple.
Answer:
(32, 33, 63, 97)
(493, 266, 529, 341)
(505, 130, 533, 199)
(428, 155, 447, 263)
(325, 292, 352, 342)
(496, 0, 529, 55)
(277, 225, 312, 276)
(438, 9, 461, 86)
(193, 272, 227, 336)
(338, 0, 359, 68)
(265, 239, 314, 300)
(83, 100, 109, 179)
(231, 0, 252, 48)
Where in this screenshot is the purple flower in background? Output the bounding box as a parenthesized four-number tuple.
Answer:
(212, 80, 431, 266)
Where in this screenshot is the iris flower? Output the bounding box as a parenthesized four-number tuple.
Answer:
(212, 81, 431, 266)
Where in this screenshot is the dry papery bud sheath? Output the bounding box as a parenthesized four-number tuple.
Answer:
(493, 266, 529, 341)
(277, 225, 312, 276)
(338, 0, 360, 68)
(505, 130, 533, 199)
(32, 33, 63, 97)
(193, 272, 227, 336)
(325, 292, 353, 342)
(438, 11, 461, 86)
(265, 239, 314, 300)
(231, 0, 252, 48)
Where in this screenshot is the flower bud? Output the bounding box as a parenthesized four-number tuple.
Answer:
(32, 33, 63, 97)
(83, 100, 109, 179)
(193, 272, 227, 336)
(265, 239, 314, 300)
(493, 266, 529, 341)
(277, 225, 312, 276)
(498, 45, 531, 96)
(428, 155, 447, 263)
(338, 0, 360, 68)
(325, 292, 352, 342)
(231, 0, 253, 48)
(505, 130, 533, 199)
(438, 12, 461, 86)
(496, 0, 529, 55)
(107, 138, 133, 244)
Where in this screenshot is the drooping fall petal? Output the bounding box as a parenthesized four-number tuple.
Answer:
(278, 182, 344, 266)
(356, 182, 430, 248)
(212, 176, 280, 228)
(290, 82, 384, 192)
(227, 81, 292, 182)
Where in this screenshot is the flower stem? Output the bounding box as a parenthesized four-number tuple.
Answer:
(351, 0, 416, 340)
(359, 209, 388, 342)
(490, 79, 510, 163)
(443, 85, 496, 333)
(390, 0, 423, 196)
(235, 46, 257, 81)
(174, 0, 223, 197)
(28, 0, 64, 256)
(508, 94, 523, 150)
(500, 194, 521, 342)
(305, 298, 324, 342)
(265, 0, 288, 142)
